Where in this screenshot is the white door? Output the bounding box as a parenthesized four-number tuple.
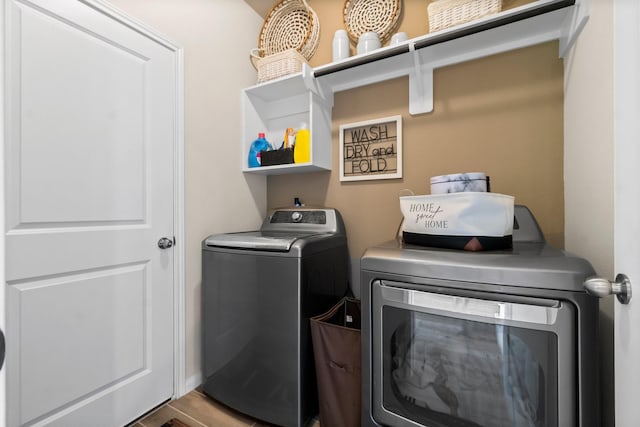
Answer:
(613, 0, 640, 425)
(3, 0, 178, 425)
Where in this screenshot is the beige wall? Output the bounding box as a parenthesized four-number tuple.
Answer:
(269, 43, 565, 253)
(107, 0, 266, 385)
(564, 0, 615, 425)
(246, 0, 528, 44)
(107, 3, 615, 421)
(268, 2, 565, 282)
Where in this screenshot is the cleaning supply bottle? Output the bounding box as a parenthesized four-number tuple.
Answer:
(293, 123, 310, 163)
(248, 132, 271, 168)
(283, 128, 295, 149)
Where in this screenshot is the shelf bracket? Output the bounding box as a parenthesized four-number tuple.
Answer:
(408, 42, 434, 115)
(301, 62, 316, 93)
(302, 63, 334, 108)
(559, 0, 590, 57)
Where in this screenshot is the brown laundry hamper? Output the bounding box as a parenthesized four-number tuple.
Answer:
(310, 297, 361, 427)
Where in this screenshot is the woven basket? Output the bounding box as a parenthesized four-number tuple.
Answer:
(250, 48, 309, 83)
(428, 0, 502, 33)
(258, 0, 320, 61)
(343, 0, 402, 44)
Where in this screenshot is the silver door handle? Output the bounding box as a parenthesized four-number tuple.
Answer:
(158, 237, 174, 249)
(0, 328, 4, 371)
(583, 273, 632, 304)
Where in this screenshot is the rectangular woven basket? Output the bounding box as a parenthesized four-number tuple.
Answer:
(428, 0, 502, 33)
(253, 48, 309, 83)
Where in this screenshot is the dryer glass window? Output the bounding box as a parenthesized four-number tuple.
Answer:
(381, 306, 559, 427)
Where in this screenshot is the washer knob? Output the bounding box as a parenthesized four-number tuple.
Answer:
(291, 211, 303, 222)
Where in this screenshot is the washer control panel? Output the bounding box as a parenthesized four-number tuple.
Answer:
(261, 208, 344, 235)
(270, 210, 327, 225)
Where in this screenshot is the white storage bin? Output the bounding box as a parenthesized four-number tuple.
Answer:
(400, 192, 514, 251)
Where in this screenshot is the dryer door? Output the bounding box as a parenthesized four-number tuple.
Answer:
(370, 280, 576, 427)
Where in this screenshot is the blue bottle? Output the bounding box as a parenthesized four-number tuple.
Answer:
(248, 132, 272, 168)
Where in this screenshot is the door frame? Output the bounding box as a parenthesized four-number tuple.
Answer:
(613, 0, 640, 424)
(0, 1, 187, 423)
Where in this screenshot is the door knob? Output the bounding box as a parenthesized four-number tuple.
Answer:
(0, 328, 4, 371)
(583, 273, 632, 304)
(158, 237, 174, 249)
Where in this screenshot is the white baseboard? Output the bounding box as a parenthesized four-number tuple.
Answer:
(183, 372, 202, 396)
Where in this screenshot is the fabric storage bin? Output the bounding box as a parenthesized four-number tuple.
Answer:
(310, 297, 361, 427)
(400, 192, 514, 251)
(260, 148, 294, 166)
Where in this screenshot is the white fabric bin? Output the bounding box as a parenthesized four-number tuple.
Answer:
(400, 192, 514, 251)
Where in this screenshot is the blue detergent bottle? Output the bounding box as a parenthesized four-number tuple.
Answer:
(248, 132, 272, 168)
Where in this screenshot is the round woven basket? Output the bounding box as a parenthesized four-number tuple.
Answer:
(343, 0, 402, 44)
(258, 0, 320, 61)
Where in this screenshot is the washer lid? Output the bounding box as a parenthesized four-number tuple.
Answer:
(204, 231, 321, 252)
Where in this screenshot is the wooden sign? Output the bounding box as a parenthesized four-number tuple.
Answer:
(339, 115, 402, 181)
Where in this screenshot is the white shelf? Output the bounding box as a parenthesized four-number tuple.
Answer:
(315, 0, 587, 114)
(242, 162, 324, 175)
(244, 64, 317, 102)
(242, 64, 334, 174)
(241, 0, 588, 174)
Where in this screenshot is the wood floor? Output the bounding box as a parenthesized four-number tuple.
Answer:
(130, 389, 321, 427)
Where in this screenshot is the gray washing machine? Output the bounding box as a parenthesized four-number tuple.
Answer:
(201, 207, 349, 427)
